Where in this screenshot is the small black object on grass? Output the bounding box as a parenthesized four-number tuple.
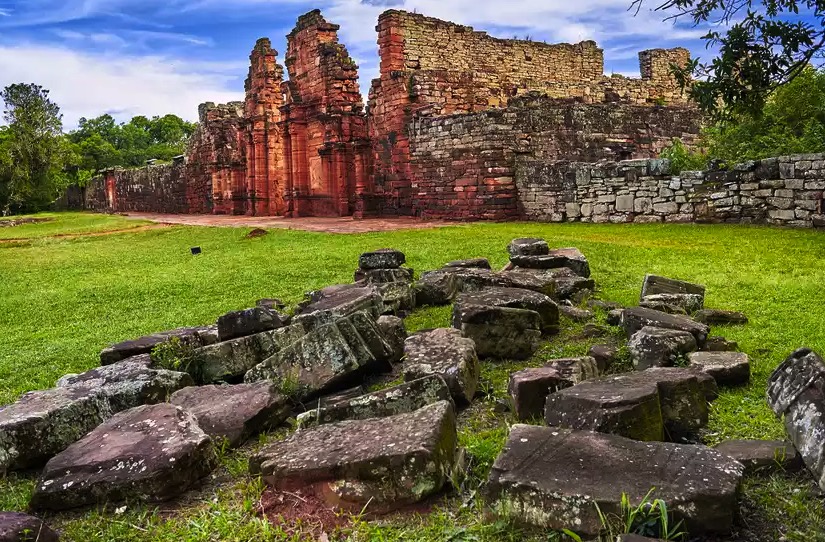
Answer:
(191, 247, 202, 255)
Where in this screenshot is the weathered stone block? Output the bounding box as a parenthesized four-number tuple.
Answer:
(484, 426, 743, 536)
(250, 401, 457, 512)
(358, 248, 406, 270)
(688, 351, 750, 386)
(452, 287, 559, 334)
(622, 307, 709, 347)
(403, 328, 479, 403)
(715, 439, 802, 474)
(628, 326, 697, 370)
(507, 238, 549, 257)
(30, 404, 213, 510)
(296, 375, 452, 428)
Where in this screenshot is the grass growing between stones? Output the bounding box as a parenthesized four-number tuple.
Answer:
(1, 212, 824, 540)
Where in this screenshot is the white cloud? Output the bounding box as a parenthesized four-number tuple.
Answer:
(0, 8, 10, 16)
(0, 44, 243, 128)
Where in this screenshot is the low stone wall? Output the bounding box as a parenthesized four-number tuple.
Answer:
(515, 154, 825, 228)
(80, 162, 212, 214)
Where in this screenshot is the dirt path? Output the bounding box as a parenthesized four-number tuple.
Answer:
(124, 213, 456, 233)
(0, 223, 171, 243)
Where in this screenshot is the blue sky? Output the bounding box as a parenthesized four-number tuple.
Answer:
(0, 0, 715, 129)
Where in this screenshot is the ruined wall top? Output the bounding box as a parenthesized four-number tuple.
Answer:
(376, 9, 604, 83)
(285, 9, 363, 112)
(197, 102, 244, 124)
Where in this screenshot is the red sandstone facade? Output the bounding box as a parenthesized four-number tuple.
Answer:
(85, 9, 702, 220)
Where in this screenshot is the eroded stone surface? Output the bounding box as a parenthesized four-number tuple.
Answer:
(767, 348, 825, 490)
(99, 326, 216, 365)
(376, 315, 406, 363)
(0, 360, 193, 471)
(511, 247, 591, 278)
(296, 285, 384, 320)
(544, 368, 716, 441)
(484, 425, 743, 536)
(641, 293, 703, 313)
(355, 267, 414, 284)
(414, 270, 461, 306)
(507, 238, 549, 257)
(30, 404, 213, 510)
(245, 311, 395, 399)
(170, 382, 290, 447)
(296, 375, 452, 428)
(703, 336, 739, 352)
(628, 326, 697, 370)
(404, 328, 479, 403)
(715, 439, 802, 474)
(688, 351, 750, 386)
(452, 287, 559, 334)
(0, 512, 59, 542)
(359, 249, 405, 270)
(622, 307, 709, 347)
(559, 305, 593, 322)
(508, 359, 597, 421)
(193, 323, 309, 384)
(250, 401, 457, 511)
(694, 309, 748, 325)
(589, 344, 619, 373)
(444, 258, 491, 269)
(452, 304, 542, 360)
(640, 274, 706, 300)
(217, 307, 288, 342)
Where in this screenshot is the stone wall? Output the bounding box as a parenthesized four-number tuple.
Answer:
(400, 94, 702, 219)
(82, 162, 204, 214)
(515, 154, 825, 228)
(366, 9, 694, 219)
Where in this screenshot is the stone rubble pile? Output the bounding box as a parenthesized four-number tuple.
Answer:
(0, 237, 811, 540)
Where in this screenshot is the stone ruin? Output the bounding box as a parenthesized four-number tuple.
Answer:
(3, 238, 824, 539)
(71, 8, 709, 221)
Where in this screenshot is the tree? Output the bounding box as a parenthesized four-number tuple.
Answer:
(0, 83, 68, 215)
(634, 0, 825, 119)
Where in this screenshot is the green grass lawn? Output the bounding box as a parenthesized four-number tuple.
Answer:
(1, 212, 824, 541)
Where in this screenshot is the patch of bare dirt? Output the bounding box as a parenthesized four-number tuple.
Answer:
(0, 217, 52, 227)
(0, 223, 171, 243)
(259, 487, 352, 540)
(245, 228, 269, 238)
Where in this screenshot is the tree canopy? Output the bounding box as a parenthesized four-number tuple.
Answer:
(66, 113, 197, 181)
(0, 84, 70, 215)
(635, 0, 825, 119)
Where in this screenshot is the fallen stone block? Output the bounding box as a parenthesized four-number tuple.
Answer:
(192, 323, 309, 384)
(452, 305, 542, 360)
(245, 311, 395, 399)
(0, 360, 192, 471)
(511, 247, 591, 278)
(638, 300, 688, 315)
(452, 287, 559, 334)
(354, 267, 414, 284)
(30, 404, 213, 511)
(767, 348, 825, 490)
(414, 269, 461, 306)
(507, 267, 594, 300)
(544, 368, 716, 441)
(703, 336, 739, 352)
(376, 315, 406, 364)
(99, 326, 216, 365)
(508, 358, 597, 422)
(444, 258, 491, 269)
(375, 281, 416, 314)
(640, 274, 706, 300)
(559, 305, 593, 322)
(250, 401, 457, 512)
(628, 326, 697, 370)
(641, 293, 704, 313)
(216, 307, 288, 342)
(688, 351, 750, 386)
(359, 248, 405, 270)
(404, 328, 479, 403)
(694, 309, 748, 325)
(0, 512, 59, 542)
(256, 298, 286, 311)
(507, 238, 549, 257)
(714, 439, 802, 474)
(606, 308, 623, 326)
(170, 382, 290, 447)
(622, 307, 709, 347)
(484, 425, 743, 537)
(296, 285, 384, 320)
(296, 375, 453, 428)
(589, 344, 619, 373)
